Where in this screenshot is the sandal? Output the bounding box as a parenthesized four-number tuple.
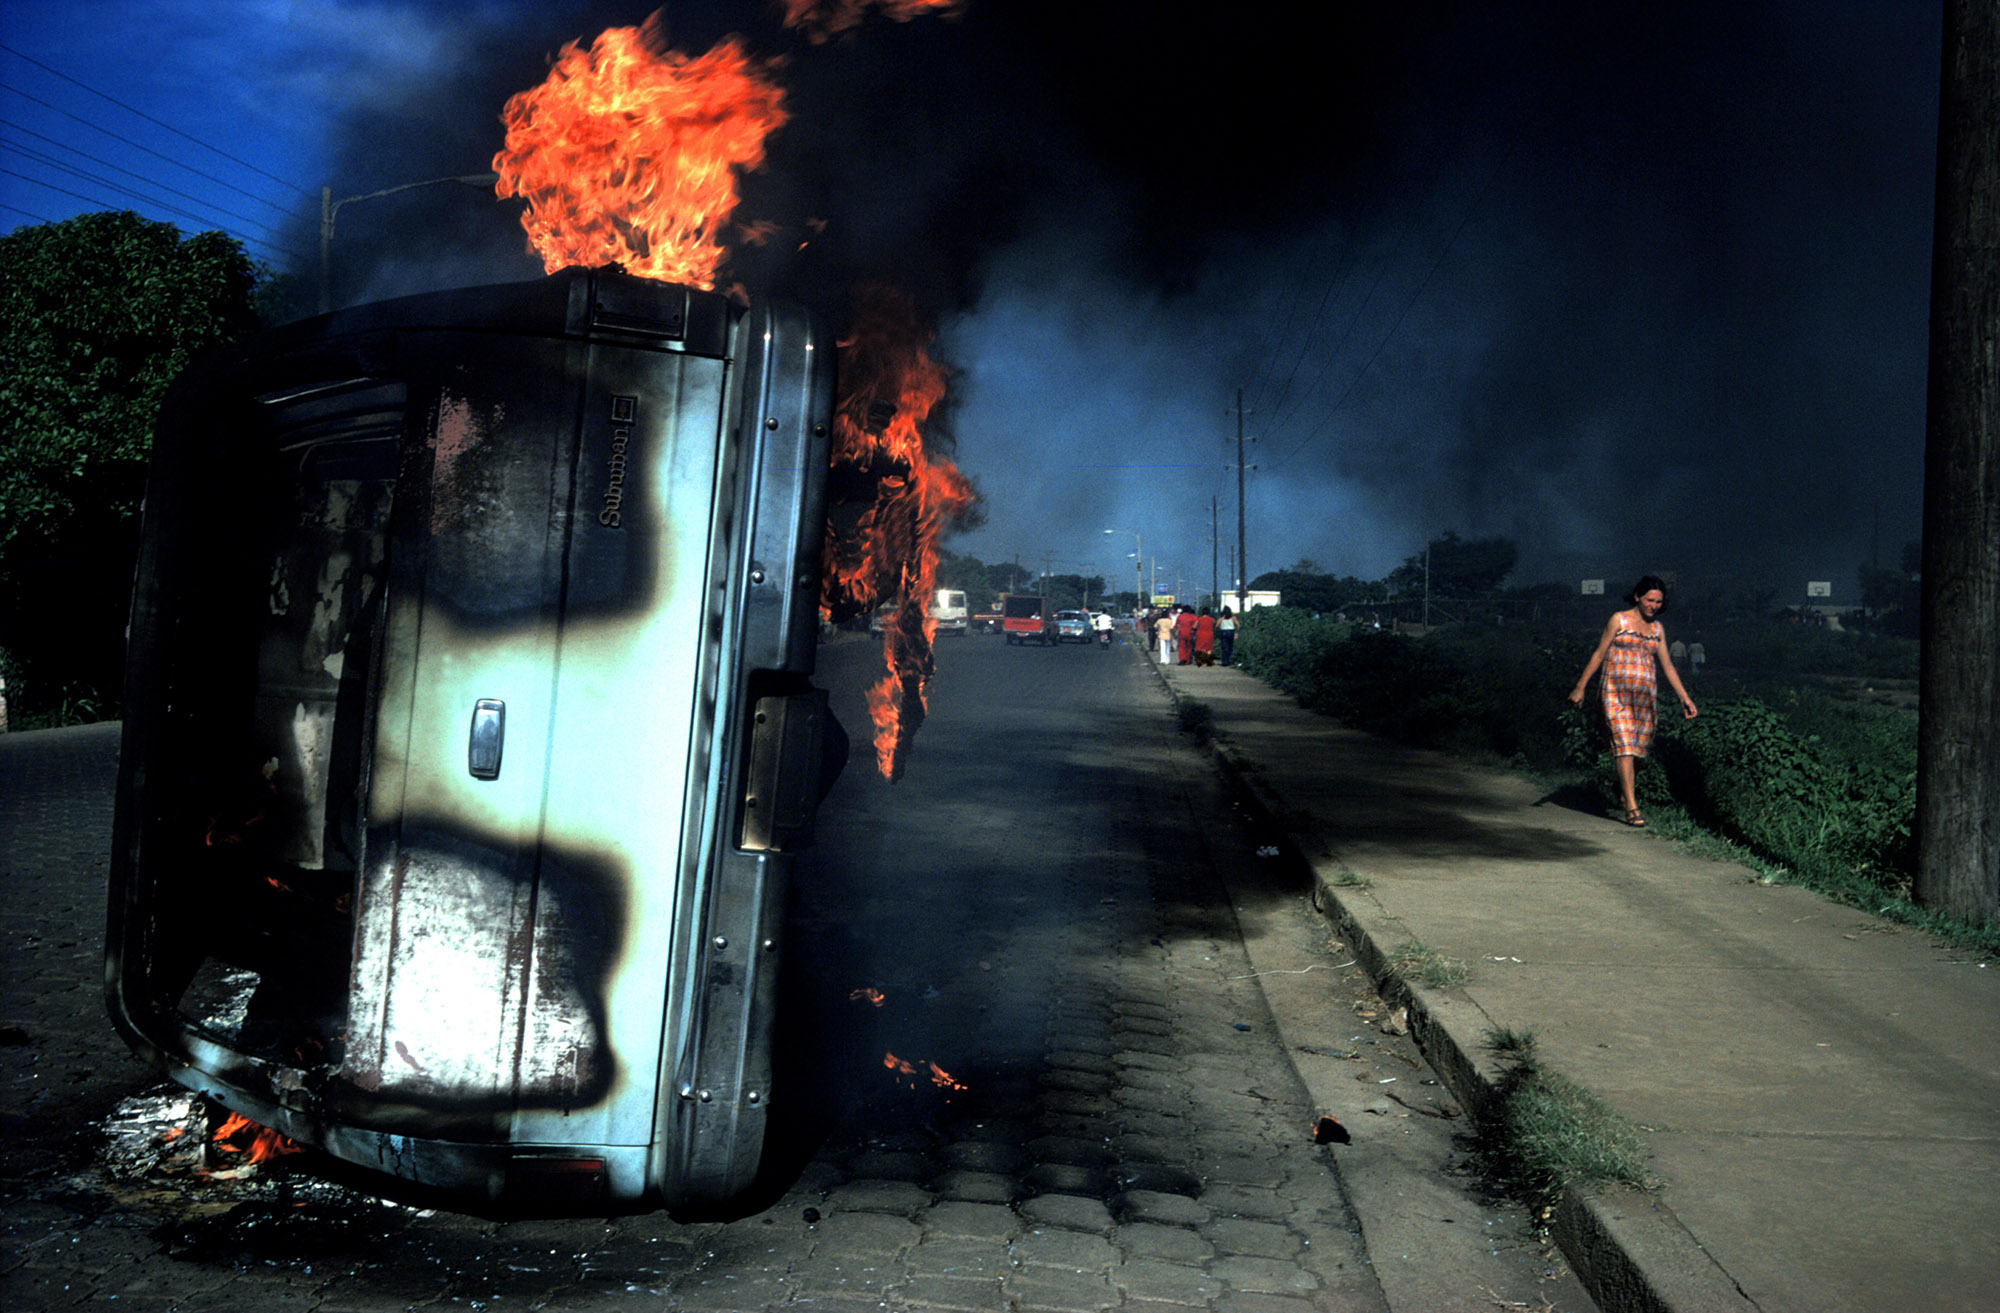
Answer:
(1624, 809, 1647, 828)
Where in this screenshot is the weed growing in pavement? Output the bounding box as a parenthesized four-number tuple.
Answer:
(1174, 696, 1214, 744)
(1328, 867, 1373, 889)
(1389, 938, 1469, 989)
(1476, 1029, 1652, 1214)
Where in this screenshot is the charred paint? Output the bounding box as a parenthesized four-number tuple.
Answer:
(109, 271, 836, 1212)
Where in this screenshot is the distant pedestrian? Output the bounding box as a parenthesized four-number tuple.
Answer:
(1688, 640, 1705, 678)
(1174, 607, 1197, 666)
(1669, 638, 1686, 667)
(1154, 611, 1175, 664)
(1569, 575, 1698, 828)
(1193, 609, 1216, 666)
(1216, 607, 1237, 666)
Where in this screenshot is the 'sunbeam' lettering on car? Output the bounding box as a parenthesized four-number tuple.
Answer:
(600, 395, 637, 527)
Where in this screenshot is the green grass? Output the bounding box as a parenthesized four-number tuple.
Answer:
(1388, 938, 1469, 989)
(1640, 800, 2000, 958)
(1476, 1029, 1652, 1213)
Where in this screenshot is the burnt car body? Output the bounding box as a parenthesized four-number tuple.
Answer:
(106, 269, 841, 1214)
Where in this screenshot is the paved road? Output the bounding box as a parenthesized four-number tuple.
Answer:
(1, 633, 1586, 1310)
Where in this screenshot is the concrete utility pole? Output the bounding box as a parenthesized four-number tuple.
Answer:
(1917, 0, 2000, 924)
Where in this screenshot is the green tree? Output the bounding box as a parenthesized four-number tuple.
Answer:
(1385, 532, 1518, 599)
(1249, 565, 1383, 614)
(0, 211, 261, 719)
(1041, 573, 1107, 610)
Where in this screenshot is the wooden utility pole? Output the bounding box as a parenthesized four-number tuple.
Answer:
(1916, 0, 2000, 924)
(1211, 496, 1220, 612)
(1232, 390, 1250, 613)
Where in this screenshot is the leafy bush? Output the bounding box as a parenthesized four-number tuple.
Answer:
(1663, 699, 1914, 882)
(1239, 610, 1587, 773)
(1695, 619, 1918, 681)
(1236, 608, 1919, 897)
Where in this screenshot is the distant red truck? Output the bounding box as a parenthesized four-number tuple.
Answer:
(999, 593, 1058, 646)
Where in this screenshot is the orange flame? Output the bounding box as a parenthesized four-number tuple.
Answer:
(849, 987, 887, 1006)
(493, 11, 788, 290)
(780, 0, 965, 44)
(210, 1111, 304, 1164)
(494, 17, 973, 780)
(822, 286, 974, 780)
(882, 1052, 969, 1092)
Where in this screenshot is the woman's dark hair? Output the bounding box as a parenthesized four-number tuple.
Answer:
(1629, 575, 1669, 607)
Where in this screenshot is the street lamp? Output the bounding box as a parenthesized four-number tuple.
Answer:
(1105, 528, 1141, 614)
(319, 172, 500, 313)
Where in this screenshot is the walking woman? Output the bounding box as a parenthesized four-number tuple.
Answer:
(1569, 576, 1698, 827)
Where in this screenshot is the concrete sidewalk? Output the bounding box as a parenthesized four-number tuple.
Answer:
(1152, 657, 2000, 1313)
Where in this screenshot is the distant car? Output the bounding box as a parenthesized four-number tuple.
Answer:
(1054, 610, 1091, 643)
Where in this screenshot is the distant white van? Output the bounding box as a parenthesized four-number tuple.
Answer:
(931, 588, 969, 635)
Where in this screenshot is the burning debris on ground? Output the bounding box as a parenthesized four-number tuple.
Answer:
(84, 1087, 363, 1217)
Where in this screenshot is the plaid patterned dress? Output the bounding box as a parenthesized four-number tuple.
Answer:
(1603, 618, 1662, 757)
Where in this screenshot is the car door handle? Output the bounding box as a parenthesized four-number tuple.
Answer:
(468, 699, 505, 779)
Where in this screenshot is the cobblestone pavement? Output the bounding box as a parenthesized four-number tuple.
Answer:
(0, 637, 1553, 1310)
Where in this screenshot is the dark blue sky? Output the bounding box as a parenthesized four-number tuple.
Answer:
(1, 2, 1942, 603)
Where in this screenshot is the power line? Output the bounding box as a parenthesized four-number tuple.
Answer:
(1265, 249, 1405, 448)
(0, 42, 313, 201)
(0, 119, 308, 258)
(0, 79, 303, 225)
(1, 198, 55, 227)
(1248, 235, 1359, 439)
(0, 164, 304, 264)
(1267, 152, 1512, 470)
(1242, 241, 1327, 416)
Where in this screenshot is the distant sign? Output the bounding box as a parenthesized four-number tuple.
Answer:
(1150, 594, 1175, 608)
(1806, 581, 1832, 598)
(1580, 579, 1605, 595)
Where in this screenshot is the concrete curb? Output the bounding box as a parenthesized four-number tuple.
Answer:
(1181, 703, 1756, 1313)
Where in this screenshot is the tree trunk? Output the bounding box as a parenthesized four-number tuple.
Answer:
(1916, 0, 2000, 924)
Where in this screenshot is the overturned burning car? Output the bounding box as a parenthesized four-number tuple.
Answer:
(106, 268, 843, 1214)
